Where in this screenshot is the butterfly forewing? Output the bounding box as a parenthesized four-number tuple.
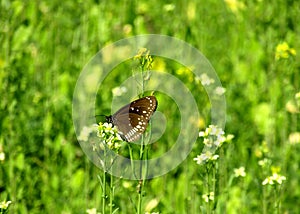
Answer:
(109, 96, 157, 142)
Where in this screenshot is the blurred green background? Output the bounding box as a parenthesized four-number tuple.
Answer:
(0, 0, 299, 213)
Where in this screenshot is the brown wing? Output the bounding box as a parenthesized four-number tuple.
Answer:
(111, 96, 157, 142)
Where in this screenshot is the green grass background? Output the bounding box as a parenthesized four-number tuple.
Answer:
(0, 0, 299, 213)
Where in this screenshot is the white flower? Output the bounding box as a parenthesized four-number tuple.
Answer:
(0, 200, 12, 209)
(215, 86, 226, 95)
(86, 208, 97, 214)
(112, 86, 127, 96)
(0, 152, 5, 162)
(271, 173, 286, 184)
(197, 73, 215, 86)
(262, 173, 286, 185)
(234, 167, 246, 177)
(78, 125, 98, 142)
(194, 151, 219, 164)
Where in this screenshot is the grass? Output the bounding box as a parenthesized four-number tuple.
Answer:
(0, 0, 299, 213)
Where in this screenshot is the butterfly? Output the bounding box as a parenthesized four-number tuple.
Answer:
(106, 96, 158, 142)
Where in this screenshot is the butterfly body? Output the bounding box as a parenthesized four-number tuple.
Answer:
(106, 96, 157, 142)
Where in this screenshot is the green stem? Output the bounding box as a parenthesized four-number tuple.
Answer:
(274, 186, 279, 214)
(128, 144, 137, 179)
(102, 170, 106, 214)
(137, 135, 145, 214)
(205, 164, 212, 214)
(137, 181, 142, 214)
(109, 169, 113, 214)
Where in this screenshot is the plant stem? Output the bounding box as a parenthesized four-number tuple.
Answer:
(110, 172, 113, 214)
(102, 170, 106, 214)
(137, 180, 143, 214)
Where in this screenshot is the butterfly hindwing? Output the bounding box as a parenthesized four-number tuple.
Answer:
(109, 96, 157, 142)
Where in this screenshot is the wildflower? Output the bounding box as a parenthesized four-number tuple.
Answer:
(199, 125, 224, 138)
(112, 86, 127, 96)
(199, 131, 207, 137)
(215, 86, 226, 95)
(271, 166, 281, 174)
(196, 125, 232, 164)
(271, 173, 286, 184)
(194, 151, 219, 164)
(0, 200, 11, 209)
(262, 173, 286, 185)
(254, 141, 269, 158)
(86, 208, 97, 214)
(285, 100, 298, 113)
(234, 167, 246, 177)
(215, 135, 226, 147)
(134, 48, 148, 60)
(262, 176, 274, 185)
(98, 122, 123, 150)
(202, 192, 214, 203)
(0, 152, 4, 162)
(176, 67, 193, 82)
(289, 132, 300, 145)
(224, 0, 245, 14)
(275, 42, 296, 60)
(199, 125, 228, 148)
(134, 48, 153, 69)
(196, 73, 215, 86)
(78, 125, 98, 142)
(258, 158, 270, 167)
(226, 134, 234, 141)
(208, 125, 225, 136)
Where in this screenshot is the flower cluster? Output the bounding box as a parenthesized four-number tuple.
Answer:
(194, 151, 219, 164)
(199, 125, 233, 148)
(275, 42, 296, 60)
(262, 173, 286, 186)
(98, 122, 123, 150)
(196, 73, 215, 86)
(194, 125, 234, 165)
(134, 48, 153, 70)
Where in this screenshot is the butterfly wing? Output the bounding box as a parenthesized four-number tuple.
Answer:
(110, 96, 157, 142)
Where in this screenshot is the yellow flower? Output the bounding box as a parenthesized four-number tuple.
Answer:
(275, 42, 296, 60)
(224, 0, 245, 14)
